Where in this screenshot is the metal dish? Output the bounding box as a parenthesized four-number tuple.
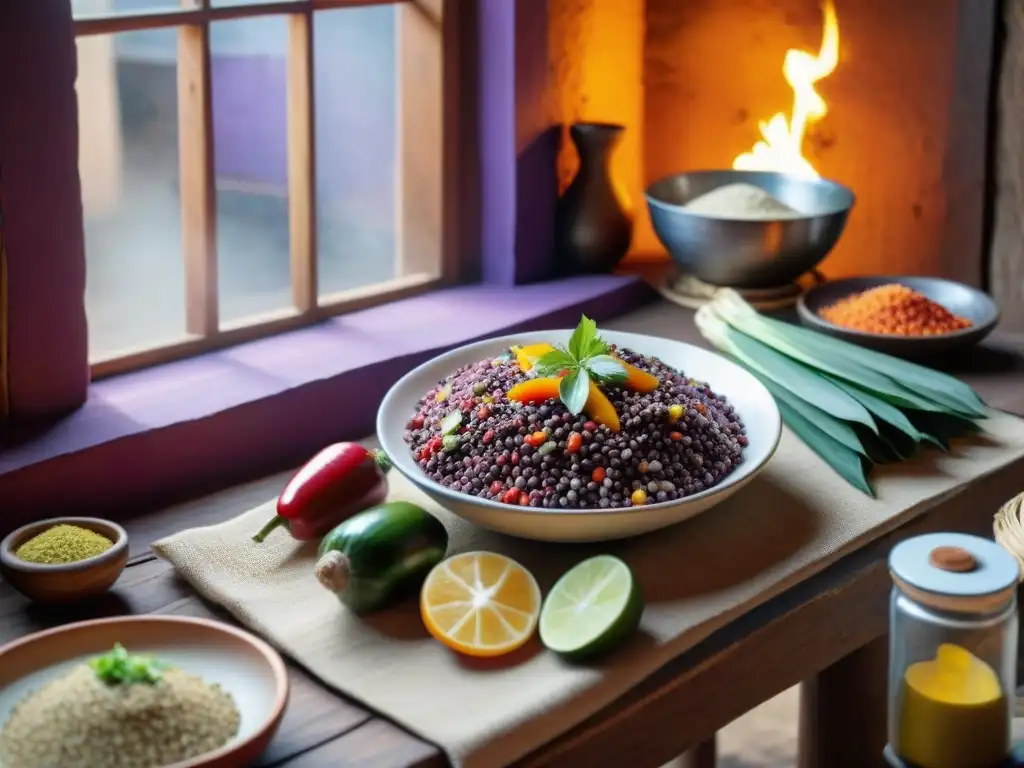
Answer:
(645, 169, 854, 289)
(797, 275, 1000, 357)
(377, 329, 782, 543)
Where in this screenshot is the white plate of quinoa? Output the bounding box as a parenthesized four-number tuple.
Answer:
(0, 616, 288, 768)
(378, 328, 782, 542)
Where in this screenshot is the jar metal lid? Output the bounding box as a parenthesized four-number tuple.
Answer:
(889, 532, 1019, 611)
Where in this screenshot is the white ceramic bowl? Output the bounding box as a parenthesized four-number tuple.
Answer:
(377, 329, 782, 543)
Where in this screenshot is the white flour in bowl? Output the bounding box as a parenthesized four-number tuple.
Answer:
(681, 182, 804, 220)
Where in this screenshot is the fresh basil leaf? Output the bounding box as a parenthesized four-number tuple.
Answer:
(532, 348, 575, 377)
(568, 316, 598, 361)
(584, 335, 611, 359)
(559, 368, 591, 415)
(585, 354, 628, 384)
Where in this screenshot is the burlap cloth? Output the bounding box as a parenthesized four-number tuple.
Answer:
(153, 411, 1024, 768)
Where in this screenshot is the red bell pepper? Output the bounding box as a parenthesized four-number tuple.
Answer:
(252, 443, 391, 543)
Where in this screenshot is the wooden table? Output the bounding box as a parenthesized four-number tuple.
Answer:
(3, 301, 1023, 768)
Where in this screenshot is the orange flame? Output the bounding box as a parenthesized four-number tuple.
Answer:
(732, 0, 839, 179)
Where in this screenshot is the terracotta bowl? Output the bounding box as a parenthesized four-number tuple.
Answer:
(0, 517, 129, 603)
(0, 615, 289, 768)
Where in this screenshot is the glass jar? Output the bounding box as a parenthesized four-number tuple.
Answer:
(886, 532, 1020, 768)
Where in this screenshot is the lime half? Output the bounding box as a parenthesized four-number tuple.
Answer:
(539, 555, 644, 662)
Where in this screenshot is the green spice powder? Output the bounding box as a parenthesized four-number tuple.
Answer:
(15, 524, 113, 564)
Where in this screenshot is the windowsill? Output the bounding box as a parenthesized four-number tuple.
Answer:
(0, 274, 655, 532)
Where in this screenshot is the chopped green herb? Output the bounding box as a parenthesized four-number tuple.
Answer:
(89, 643, 166, 686)
(440, 410, 462, 435)
(442, 434, 462, 452)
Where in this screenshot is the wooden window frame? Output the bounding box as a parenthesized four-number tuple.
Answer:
(76, 0, 462, 378)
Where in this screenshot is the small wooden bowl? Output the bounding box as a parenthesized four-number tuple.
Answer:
(0, 517, 129, 603)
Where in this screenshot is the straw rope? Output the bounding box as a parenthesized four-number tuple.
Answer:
(994, 491, 1024, 716)
(994, 491, 1024, 582)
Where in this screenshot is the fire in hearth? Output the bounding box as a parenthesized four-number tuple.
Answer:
(732, 0, 839, 179)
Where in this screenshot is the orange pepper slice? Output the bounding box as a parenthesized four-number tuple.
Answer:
(506, 377, 561, 404)
(585, 381, 621, 432)
(505, 376, 620, 432)
(514, 343, 555, 373)
(611, 354, 659, 393)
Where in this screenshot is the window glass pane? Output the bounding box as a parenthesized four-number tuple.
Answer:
(73, 0, 198, 18)
(210, 16, 292, 324)
(314, 5, 400, 298)
(78, 29, 186, 360)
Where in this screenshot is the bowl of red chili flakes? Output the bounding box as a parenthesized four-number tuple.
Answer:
(797, 275, 1000, 357)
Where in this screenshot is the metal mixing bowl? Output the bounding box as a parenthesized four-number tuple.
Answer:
(646, 169, 855, 289)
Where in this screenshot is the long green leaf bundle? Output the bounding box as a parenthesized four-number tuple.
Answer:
(695, 290, 988, 495)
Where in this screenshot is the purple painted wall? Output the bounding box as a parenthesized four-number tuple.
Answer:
(210, 56, 288, 188)
(209, 19, 397, 219)
(479, 0, 559, 286)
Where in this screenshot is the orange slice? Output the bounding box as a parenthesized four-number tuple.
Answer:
(420, 551, 542, 657)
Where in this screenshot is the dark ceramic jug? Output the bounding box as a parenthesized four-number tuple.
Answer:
(554, 123, 634, 274)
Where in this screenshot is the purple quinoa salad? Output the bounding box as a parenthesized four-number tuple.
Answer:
(403, 318, 747, 511)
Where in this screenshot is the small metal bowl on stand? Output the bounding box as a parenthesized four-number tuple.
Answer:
(645, 169, 855, 289)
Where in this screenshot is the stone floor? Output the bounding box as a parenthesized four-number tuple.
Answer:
(663, 687, 798, 768)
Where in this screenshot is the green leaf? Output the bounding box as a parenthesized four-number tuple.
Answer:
(584, 354, 628, 384)
(748, 367, 868, 456)
(712, 291, 986, 419)
(906, 409, 981, 447)
(823, 375, 924, 443)
(852, 426, 901, 464)
(777, 399, 875, 497)
(877, 422, 919, 459)
(568, 316, 598, 361)
(559, 368, 591, 415)
(751, 309, 985, 418)
(914, 384, 987, 419)
(724, 325, 878, 432)
(584, 335, 610, 359)
(532, 348, 576, 378)
(880, 384, 985, 420)
(89, 643, 166, 686)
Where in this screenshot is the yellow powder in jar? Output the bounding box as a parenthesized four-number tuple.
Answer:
(15, 524, 113, 564)
(896, 643, 1009, 768)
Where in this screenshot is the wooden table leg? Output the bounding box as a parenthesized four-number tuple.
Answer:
(798, 635, 889, 768)
(679, 736, 716, 768)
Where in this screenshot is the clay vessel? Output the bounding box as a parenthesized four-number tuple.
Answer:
(554, 123, 633, 274)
